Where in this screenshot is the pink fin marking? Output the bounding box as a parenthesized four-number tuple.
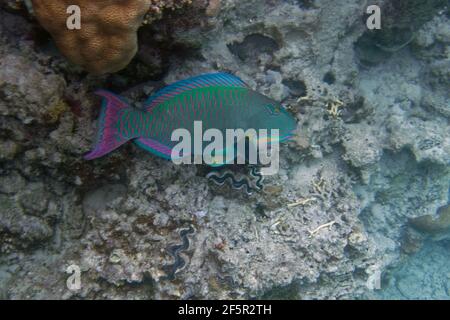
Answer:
(135, 137, 173, 158)
(84, 90, 132, 160)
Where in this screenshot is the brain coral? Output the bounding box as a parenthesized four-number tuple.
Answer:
(31, 0, 151, 74)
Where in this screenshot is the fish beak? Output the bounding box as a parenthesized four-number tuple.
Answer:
(282, 128, 298, 141)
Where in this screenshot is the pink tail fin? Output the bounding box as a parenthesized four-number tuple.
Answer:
(84, 90, 132, 160)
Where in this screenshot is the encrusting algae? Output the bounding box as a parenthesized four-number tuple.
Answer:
(410, 204, 450, 236)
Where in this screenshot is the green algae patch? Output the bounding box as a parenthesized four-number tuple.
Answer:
(410, 204, 450, 235)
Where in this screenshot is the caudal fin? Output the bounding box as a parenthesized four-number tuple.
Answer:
(84, 90, 132, 160)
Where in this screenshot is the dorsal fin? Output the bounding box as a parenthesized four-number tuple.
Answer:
(144, 72, 248, 111)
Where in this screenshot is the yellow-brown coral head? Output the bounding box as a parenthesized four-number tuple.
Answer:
(31, 0, 151, 75)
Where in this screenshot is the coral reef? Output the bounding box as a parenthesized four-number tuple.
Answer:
(30, 0, 151, 74)
(355, 0, 448, 66)
(0, 0, 449, 299)
(28, 0, 198, 74)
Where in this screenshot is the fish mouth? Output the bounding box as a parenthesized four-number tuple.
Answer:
(281, 135, 294, 142)
(280, 127, 298, 142)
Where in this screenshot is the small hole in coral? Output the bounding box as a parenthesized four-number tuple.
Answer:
(282, 79, 307, 97)
(323, 71, 336, 85)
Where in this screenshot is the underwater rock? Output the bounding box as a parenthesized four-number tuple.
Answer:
(0, 194, 53, 253)
(355, 0, 448, 66)
(0, 172, 26, 195)
(0, 54, 66, 124)
(18, 182, 50, 215)
(400, 227, 425, 255)
(342, 125, 382, 170)
(422, 92, 450, 118)
(82, 184, 128, 216)
(205, 0, 221, 17)
(228, 34, 280, 62)
(0, 139, 21, 160)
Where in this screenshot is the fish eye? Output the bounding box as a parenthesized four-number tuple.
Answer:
(265, 104, 281, 115)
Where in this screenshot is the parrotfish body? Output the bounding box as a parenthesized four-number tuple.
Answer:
(85, 73, 297, 164)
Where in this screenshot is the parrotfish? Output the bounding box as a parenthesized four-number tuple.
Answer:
(85, 73, 297, 164)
